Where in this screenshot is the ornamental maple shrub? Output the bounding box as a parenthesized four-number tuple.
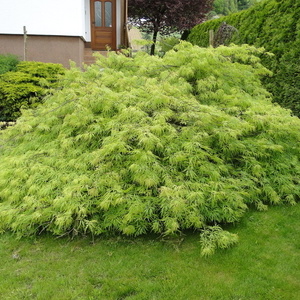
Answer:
(0, 61, 65, 122)
(0, 43, 300, 255)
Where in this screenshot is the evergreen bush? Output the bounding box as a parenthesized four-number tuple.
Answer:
(0, 61, 65, 122)
(188, 0, 300, 116)
(0, 54, 20, 75)
(0, 43, 299, 255)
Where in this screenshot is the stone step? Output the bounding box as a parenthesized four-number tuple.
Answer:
(84, 48, 108, 65)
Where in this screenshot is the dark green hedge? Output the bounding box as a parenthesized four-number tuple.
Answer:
(0, 54, 20, 75)
(188, 0, 300, 116)
(0, 61, 65, 122)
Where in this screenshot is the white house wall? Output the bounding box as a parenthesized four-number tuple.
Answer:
(84, 0, 91, 41)
(0, 0, 86, 37)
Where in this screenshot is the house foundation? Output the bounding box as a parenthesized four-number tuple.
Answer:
(0, 34, 85, 67)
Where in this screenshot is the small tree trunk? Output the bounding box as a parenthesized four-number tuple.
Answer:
(181, 30, 190, 41)
(150, 29, 158, 55)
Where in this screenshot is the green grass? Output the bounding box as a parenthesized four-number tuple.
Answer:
(0, 204, 300, 300)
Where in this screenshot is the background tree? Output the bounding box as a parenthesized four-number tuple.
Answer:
(128, 0, 213, 55)
(213, 0, 238, 16)
(237, 0, 260, 11)
(211, 0, 259, 17)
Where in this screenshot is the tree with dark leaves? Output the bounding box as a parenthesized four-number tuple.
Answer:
(128, 0, 213, 55)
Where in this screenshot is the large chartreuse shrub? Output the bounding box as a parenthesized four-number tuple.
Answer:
(0, 43, 300, 255)
(188, 0, 300, 116)
(0, 61, 65, 122)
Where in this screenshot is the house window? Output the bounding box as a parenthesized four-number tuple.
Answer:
(94, 1, 102, 27)
(105, 2, 112, 27)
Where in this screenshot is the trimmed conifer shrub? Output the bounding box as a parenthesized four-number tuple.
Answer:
(188, 0, 300, 117)
(0, 43, 300, 255)
(0, 61, 65, 122)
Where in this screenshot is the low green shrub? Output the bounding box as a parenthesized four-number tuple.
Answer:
(188, 0, 300, 116)
(16, 61, 65, 83)
(0, 54, 20, 75)
(0, 61, 65, 122)
(0, 43, 300, 255)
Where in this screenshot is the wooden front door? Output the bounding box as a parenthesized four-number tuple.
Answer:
(90, 0, 116, 50)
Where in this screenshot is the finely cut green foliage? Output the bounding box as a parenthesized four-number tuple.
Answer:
(0, 43, 300, 254)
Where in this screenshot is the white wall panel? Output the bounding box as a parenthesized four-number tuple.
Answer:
(84, 0, 91, 41)
(0, 0, 86, 37)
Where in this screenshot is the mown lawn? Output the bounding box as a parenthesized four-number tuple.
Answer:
(0, 204, 299, 300)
